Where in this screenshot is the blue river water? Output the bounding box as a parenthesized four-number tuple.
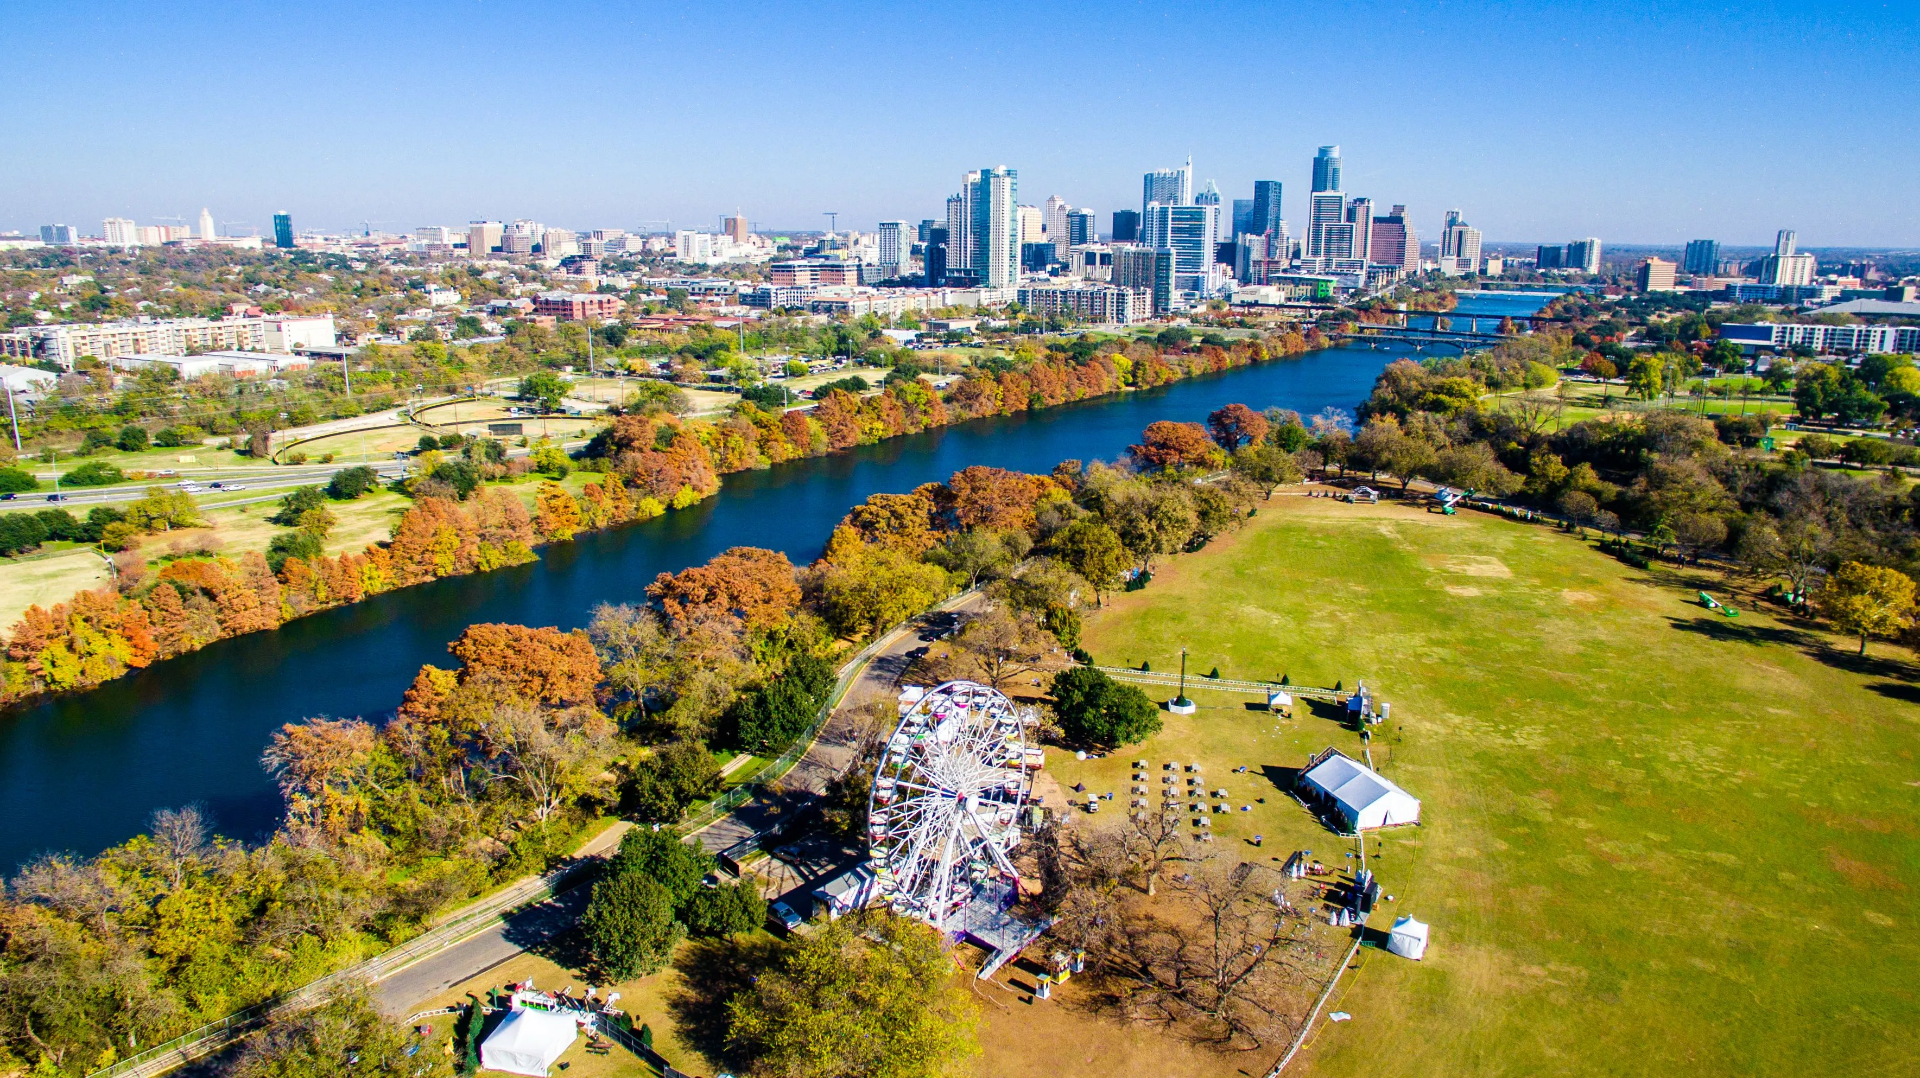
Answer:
(0, 297, 1549, 869)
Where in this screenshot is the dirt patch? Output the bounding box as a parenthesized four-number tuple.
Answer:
(1438, 556, 1512, 578)
(1561, 590, 1599, 603)
(1826, 848, 1908, 891)
(1445, 585, 1482, 597)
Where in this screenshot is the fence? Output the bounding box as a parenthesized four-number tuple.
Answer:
(1093, 665, 1346, 701)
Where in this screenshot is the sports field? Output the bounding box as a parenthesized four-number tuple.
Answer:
(1058, 496, 1920, 1076)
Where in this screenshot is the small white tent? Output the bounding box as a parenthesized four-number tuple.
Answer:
(481, 1008, 579, 1077)
(1300, 750, 1420, 831)
(1387, 915, 1429, 960)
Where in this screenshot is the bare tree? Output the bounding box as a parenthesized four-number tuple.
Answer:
(587, 602, 677, 717)
(481, 703, 611, 829)
(147, 805, 210, 891)
(948, 608, 1056, 691)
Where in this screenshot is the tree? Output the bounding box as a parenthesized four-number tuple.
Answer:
(519, 371, 571, 412)
(1103, 483, 1197, 572)
(924, 527, 1026, 588)
(1737, 517, 1831, 601)
(624, 738, 721, 822)
(325, 466, 379, 500)
(1229, 444, 1301, 499)
(649, 547, 801, 631)
(234, 988, 451, 1078)
(948, 608, 1055, 690)
(1131, 421, 1222, 471)
(583, 872, 684, 979)
(534, 481, 581, 541)
(588, 602, 677, 717)
(683, 880, 768, 938)
(1670, 511, 1727, 563)
(1051, 519, 1128, 603)
(0, 466, 36, 493)
(269, 486, 327, 526)
(1556, 490, 1598, 535)
(124, 486, 203, 533)
(725, 914, 980, 1078)
(115, 424, 150, 452)
(1821, 561, 1916, 655)
(1625, 354, 1665, 401)
(1205, 403, 1269, 450)
(61, 460, 125, 486)
(1048, 666, 1162, 747)
(819, 541, 950, 639)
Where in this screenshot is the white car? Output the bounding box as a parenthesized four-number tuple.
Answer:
(177, 481, 201, 493)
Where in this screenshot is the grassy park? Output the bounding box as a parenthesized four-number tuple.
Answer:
(1046, 496, 1920, 1076)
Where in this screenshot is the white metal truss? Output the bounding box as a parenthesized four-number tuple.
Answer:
(866, 680, 1035, 929)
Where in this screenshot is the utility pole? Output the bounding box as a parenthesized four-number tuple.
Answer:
(342, 354, 351, 396)
(3, 383, 19, 452)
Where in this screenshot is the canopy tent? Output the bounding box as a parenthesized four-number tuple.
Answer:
(481, 1008, 579, 1077)
(1300, 750, 1420, 831)
(1387, 915, 1429, 960)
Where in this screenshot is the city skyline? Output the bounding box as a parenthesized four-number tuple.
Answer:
(5, 1, 1918, 246)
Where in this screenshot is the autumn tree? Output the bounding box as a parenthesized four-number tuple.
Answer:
(588, 602, 677, 719)
(947, 607, 1056, 690)
(1130, 421, 1223, 471)
(648, 547, 801, 631)
(819, 540, 950, 639)
(534, 481, 582, 541)
(1822, 561, 1917, 655)
(446, 623, 601, 706)
(234, 988, 451, 1078)
(1205, 403, 1269, 450)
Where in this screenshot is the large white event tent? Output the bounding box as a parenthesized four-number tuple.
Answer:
(480, 1008, 580, 1077)
(1387, 915, 1430, 960)
(1300, 749, 1421, 831)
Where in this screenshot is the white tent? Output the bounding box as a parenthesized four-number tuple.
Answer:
(481, 1008, 579, 1077)
(1387, 915, 1429, 960)
(1300, 750, 1420, 830)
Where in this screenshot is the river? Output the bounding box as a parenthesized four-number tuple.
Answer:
(0, 297, 1549, 869)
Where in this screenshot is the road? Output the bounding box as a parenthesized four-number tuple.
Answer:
(370, 593, 986, 1017)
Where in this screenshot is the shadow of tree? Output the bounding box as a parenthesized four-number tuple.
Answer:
(1665, 615, 1920, 686)
(664, 934, 784, 1072)
(1665, 615, 1814, 649)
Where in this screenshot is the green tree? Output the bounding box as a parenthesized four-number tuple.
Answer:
(820, 542, 950, 639)
(234, 988, 451, 1078)
(530, 444, 572, 478)
(1230, 443, 1302, 499)
(624, 738, 722, 823)
(1625, 354, 1664, 401)
(1050, 520, 1128, 603)
(1047, 666, 1163, 747)
(683, 880, 768, 938)
(726, 914, 980, 1078)
(582, 872, 684, 979)
(608, 826, 712, 906)
(61, 460, 125, 486)
(1821, 561, 1917, 655)
(519, 371, 571, 412)
(115, 424, 150, 452)
(326, 466, 380, 500)
(0, 466, 38, 493)
(269, 485, 327, 526)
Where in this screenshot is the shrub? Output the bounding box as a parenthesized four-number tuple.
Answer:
(115, 425, 149, 452)
(0, 467, 37, 493)
(326, 466, 379, 500)
(0, 514, 48, 555)
(268, 486, 327, 526)
(61, 460, 125, 486)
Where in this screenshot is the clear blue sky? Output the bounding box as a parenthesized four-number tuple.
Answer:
(6, 0, 1916, 247)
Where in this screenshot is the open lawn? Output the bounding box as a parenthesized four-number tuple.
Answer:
(1053, 496, 1920, 1077)
(0, 546, 111, 627)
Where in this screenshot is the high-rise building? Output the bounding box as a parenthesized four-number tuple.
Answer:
(502, 219, 544, 255)
(1565, 237, 1602, 274)
(1066, 208, 1098, 248)
(877, 220, 909, 277)
(1249, 181, 1284, 239)
(1775, 229, 1796, 256)
(1345, 197, 1374, 263)
(723, 215, 750, 242)
(917, 219, 935, 244)
(1311, 145, 1342, 193)
(1141, 159, 1192, 217)
(103, 218, 138, 246)
(926, 226, 949, 286)
(198, 207, 217, 241)
(1113, 245, 1174, 315)
(1044, 195, 1072, 257)
(1637, 257, 1677, 292)
(1440, 210, 1482, 272)
(1307, 191, 1346, 258)
(416, 226, 454, 245)
(1195, 179, 1221, 207)
(1757, 228, 1815, 285)
(273, 213, 295, 249)
(1111, 210, 1140, 243)
(1231, 199, 1255, 238)
(1536, 244, 1565, 270)
(945, 192, 970, 278)
(468, 220, 503, 255)
(1017, 205, 1045, 247)
(1369, 205, 1419, 271)
(1143, 203, 1220, 296)
(955, 166, 1019, 288)
(39, 224, 78, 245)
(1683, 239, 1719, 276)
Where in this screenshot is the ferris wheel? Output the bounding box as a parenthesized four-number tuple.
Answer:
(867, 681, 1037, 928)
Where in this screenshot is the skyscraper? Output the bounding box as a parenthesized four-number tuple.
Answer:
(1017, 205, 1045, 247)
(1307, 191, 1346, 258)
(926, 226, 949, 286)
(945, 192, 970, 278)
(1683, 239, 1719, 276)
(1311, 146, 1341, 193)
(1565, 237, 1602, 274)
(1231, 199, 1255, 238)
(1111, 210, 1140, 244)
(198, 207, 216, 241)
(1194, 179, 1221, 207)
(958, 167, 1019, 288)
(1440, 211, 1483, 271)
(103, 218, 138, 246)
(1759, 230, 1814, 286)
(1774, 229, 1796, 256)
(722, 215, 750, 242)
(1249, 181, 1284, 239)
(1066, 209, 1098, 248)
(1345, 197, 1373, 263)
(273, 213, 295, 249)
(1143, 203, 1219, 296)
(877, 220, 908, 277)
(1141, 159, 1192, 218)
(1368, 206, 1420, 272)
(469, 220, 503, 255)
(1113, 246, 1174, 315)
(1045, 195, 1072, 258)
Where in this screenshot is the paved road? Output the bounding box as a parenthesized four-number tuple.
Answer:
(370, 594, 987, 1016)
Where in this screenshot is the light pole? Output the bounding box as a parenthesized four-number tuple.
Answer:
(1170, 646, 1196, 714)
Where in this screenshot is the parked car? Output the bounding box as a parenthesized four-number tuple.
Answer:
(768, 900, 805, 933)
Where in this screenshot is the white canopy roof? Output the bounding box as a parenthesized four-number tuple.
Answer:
(1387, 915, 1429, 960)
(1302, 751, 1420, 830)
(481, 1008, 579, 1077)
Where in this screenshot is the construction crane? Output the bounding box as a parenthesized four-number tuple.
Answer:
(822, 211, 838, 236)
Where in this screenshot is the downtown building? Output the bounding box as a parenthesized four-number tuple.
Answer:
(946, 167, 1020, 288)
(1016, 281, 1153, 325)
(1721, 321, 1920, 356)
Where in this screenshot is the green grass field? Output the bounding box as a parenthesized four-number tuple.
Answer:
(1058, 497, 1920, 1077)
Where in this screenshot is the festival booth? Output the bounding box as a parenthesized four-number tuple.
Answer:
(1387, 915, 1430, 960)
(1299, 747, 1421, 831)
(480, 1003, 582, 1076)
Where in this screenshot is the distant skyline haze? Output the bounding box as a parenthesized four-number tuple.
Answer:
(4, 0, 1916, 246)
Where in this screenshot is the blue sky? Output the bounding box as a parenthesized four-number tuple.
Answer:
(6, 0, 1917, 246)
